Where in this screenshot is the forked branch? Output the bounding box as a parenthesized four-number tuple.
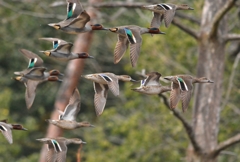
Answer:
(211, 134, 240, 157)
(158, 94, 202, 154)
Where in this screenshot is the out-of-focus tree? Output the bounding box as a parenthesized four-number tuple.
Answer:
(0, 0, 240, 162)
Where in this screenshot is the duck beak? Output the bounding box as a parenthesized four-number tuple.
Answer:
(22, 128, 28, 131)
(189, 7, 194, 10)
(102, 27, 109, 30)
(159, 31, 165, 34)
(88, 55, 94, 59)
(130, 79, 138, 82)
(40, 51, 51, 56)
(208, 80, 214, 83)
(82, 141, 87, 144)
(142, 5, 154, 10)
(164, 76, 171, 81)
(90, 124, 95, 127)
(48, 23, 60, 29)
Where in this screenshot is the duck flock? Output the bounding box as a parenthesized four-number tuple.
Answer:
(0, 0, 215, 161)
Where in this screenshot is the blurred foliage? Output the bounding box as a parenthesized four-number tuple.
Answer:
(0, 0, 239, 162)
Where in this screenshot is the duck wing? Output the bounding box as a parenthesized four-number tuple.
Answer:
(67, 11, 90, 28)
(54, 43, 73, 54)
(0, 122, 13, 144)
(25, 80, 40, 109)
(19, 49, 44, 68)
(151, 12, 163, 28)
(129, 29, 142, 67)
(61, 88, 81, 121)
(114, 34, 129, 64)
(180, 79, 193, 112)
(98, 74, 119, 96)
(66, 0, 84, 19)
(163, 5, 176, 27)
(94, 82, 108, 116)
(170, 82, 181, 109)
(144, 72, 161, 86)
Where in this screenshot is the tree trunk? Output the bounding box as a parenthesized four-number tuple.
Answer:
(38, 0, 100, 161)
(187, 0, 228, 161)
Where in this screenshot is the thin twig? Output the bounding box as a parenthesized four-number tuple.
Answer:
(211, 133, 240, 157)
(222, 52, 240, 109)
(158, 94, 202, 155)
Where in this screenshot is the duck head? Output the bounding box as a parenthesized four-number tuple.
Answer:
(48, 23, 61, 30)
(148, 28, 165, 34)
(47, 76, 62, 82)
(91, 24, 108, 30)
(69, 138, 87, 144)
(12, 124, 27, 131)
(178, 4, 194, 10)
(78, 121, 95, 127)
(49, 70, 64, 76)
(77, 52, 94, 59)
(118, 75, 137, 82)
(195, 77, 214, 83)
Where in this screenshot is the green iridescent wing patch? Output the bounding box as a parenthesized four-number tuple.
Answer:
(177, 77, 188, 91)
(53, 41, 58, 49)
(51, 139, 62, 152)
(28, 58, 37, 68)
(124, 28, 137, 44)
(67, 3, 76, 19)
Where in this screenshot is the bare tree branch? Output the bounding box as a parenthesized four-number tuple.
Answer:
(209, 0, 237, 38)
(211, 134, 240, 157)
(224, 34, 240, 42)
(172, 18, 199, 40)
(222, 52, 240, 109)
(158, 94, 202, 154)
(0, 0, 64, 19)
(175, 12, 200, 25)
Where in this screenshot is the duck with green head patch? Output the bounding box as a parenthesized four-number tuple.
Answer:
(48, 0, 108, 34)
(82, 72, 137, 116)
(109, 25, 165, 67)
(37, 137, 86, 162)
(164, 74, 213, 112)
(39, 37, 94, 61)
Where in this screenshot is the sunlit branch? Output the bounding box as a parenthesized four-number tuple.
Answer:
(158, 94, 202, 154)
(172, 18, 199, 40)
(211, 134, 240, 157)
(209, 0, 237, 38)
(224, 34, 240, 42)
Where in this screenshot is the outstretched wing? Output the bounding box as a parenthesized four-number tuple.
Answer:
(61, 88, 81, 121)
(94, 82, 108, 116)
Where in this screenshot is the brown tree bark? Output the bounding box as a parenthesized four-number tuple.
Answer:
(187, 0, 237, 162)
(38, 0, 100, 161)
